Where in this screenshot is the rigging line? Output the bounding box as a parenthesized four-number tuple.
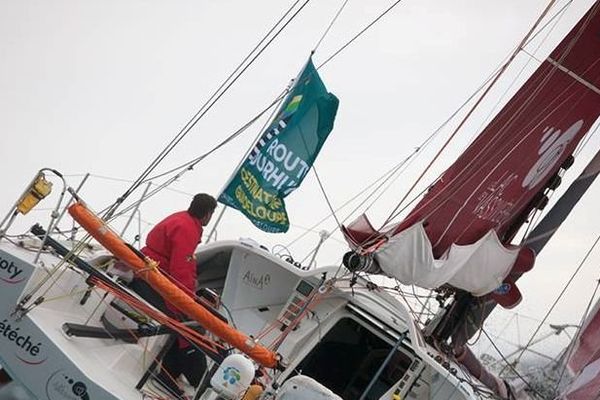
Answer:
(464, 0, 572, 150)
(143, 89, 288, 182)
(312, 167, 342, 229)
(334, 96, 484, 248)
(284, 154, 414, 249)
(312, 0, 350, 53)
(552, 272, 600, 393)
(114, 0, 304, 196)
(316, 0, 405, 71)
(394, 5, 595, 235)
(216, 82, 290, 198)
(105, 0, 312, 218)
(133, 0, 311, 184)
(86, 173, 195, 197)
(411, 286, 436, 323)
(378, 63, 518, 225)
(359, 160, 429, 222)
(285, 97, 451, 251)
(479, 328, 546, 399)
(481, 314, 517, 356)
(391, 46, 600, 249)
(381, 0, 560, 230)
(90, 91, 286, 220)
(104, 91, 288, 220)
(390, 278, 422, 322)
(511, 228, 600, 370)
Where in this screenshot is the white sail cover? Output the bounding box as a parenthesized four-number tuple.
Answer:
(278, 376, 343, 400)
(374, 222, 519, 296)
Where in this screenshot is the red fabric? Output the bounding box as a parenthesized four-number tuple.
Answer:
(142, 210, 203, 311)
(568, 299, 600, 375)
(343, 4, 600, 259)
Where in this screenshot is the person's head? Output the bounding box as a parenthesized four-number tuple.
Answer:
(188, 193, 217, 226)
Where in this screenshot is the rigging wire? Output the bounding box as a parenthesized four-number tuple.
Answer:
(316, 0, 405, 71)
(362, 1, 600, 258)
(479, 328, 546, 399)
(103, 0, 312, 218)
(312, 0, 350, 53)
(144, 89, 288, 183)
(103, 91, 288, 220)
(380, 0, 560, 230)
(353, 1, 593, 250)
(284, 154, 414, 249)
(88, 0, 411, 232)
(284, 80, 482, 255)
(311, 167, 342, 230)
(301, 38, 551, 252)
(287, 42, 532, 252)
(297, 0, 355, 247)
(551, 270, 600, 394)
(510, 229, 600, 372)
(96, 0, 410, 235)
(464, 0, 574, 148)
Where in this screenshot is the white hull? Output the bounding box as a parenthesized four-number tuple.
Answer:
(0, 239, 476, 399)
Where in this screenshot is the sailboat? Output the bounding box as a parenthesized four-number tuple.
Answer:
(2, 1, 600, 399)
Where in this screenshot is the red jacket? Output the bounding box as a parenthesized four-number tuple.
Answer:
(142, 211, 203, 297)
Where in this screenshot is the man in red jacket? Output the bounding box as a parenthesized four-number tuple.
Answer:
(143, 193, 216, 302)
(130, 193, 216, 397)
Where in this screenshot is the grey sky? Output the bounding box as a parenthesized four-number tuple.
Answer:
(1, 0, 600, 360)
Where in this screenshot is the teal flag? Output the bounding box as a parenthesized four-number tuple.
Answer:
(218, 58, 339, 233)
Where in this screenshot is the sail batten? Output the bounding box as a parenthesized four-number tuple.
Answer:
(546, 56, 600, 95)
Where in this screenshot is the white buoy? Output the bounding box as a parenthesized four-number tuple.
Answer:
(210, 354, 255, 400)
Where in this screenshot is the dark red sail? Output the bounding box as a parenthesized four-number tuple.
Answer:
(396, 3, 600, 257)
(344, 3, 600, 298)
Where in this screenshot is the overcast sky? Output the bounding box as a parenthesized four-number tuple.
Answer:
(2, 0, 600, 361)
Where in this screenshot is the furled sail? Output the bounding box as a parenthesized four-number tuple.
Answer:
(373, 222, 519, 296)
(344, 2, 600, 297)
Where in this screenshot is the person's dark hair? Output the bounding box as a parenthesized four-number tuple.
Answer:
(188, 193, 217, 219)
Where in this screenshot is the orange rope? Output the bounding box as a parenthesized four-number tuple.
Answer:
(92, 278, 226, 355)
(85, 278, 208, 396)
(268, 285, 329, 351)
